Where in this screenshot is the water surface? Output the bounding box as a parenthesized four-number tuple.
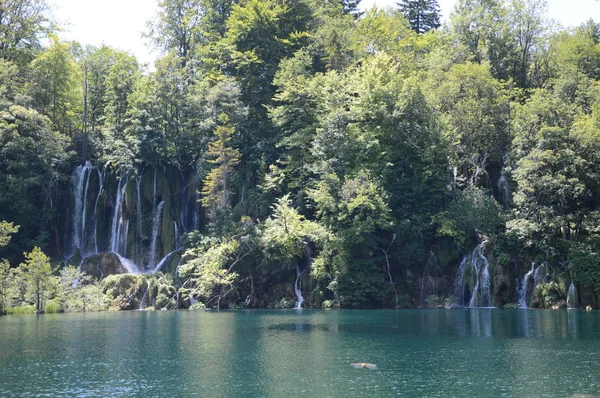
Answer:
(1, 309, 599, 397)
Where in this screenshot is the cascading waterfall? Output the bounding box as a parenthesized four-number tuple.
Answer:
(80, 164, 92, 255)
(68, 164, 198, 275)
(294, 265, 305, 309)
(454, 241, 491, 307)
(174, 221, 181, 250)
(110, 175, 128, 254)
(139, 286, 149, 310)
(135, 174, 143, 259)
(567, 281, 577, 309)
(149, 201, 164, 268)
(517, 263, 536, 308)
(70, 161, 93, 258)
(152, 250, 180, 274)
(469, 242, 491, 307)
(92, 168, 105, 254)
(114, 253, 142, 274)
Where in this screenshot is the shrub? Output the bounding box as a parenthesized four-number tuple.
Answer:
(8, 305, 36, 315)
(189, 302, 206, 311)
(322, 300, 338, 309)
(45, 299, 62, 314)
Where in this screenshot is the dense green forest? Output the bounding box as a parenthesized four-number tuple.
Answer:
(1, 0, 600, 314)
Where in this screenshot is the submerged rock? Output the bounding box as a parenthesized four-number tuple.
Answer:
(351, 363, 377, 370)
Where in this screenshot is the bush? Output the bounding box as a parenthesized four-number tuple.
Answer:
(189, 302, 206, 311)
(533, 282, 564, 308)
(155, 293, 168, 309)
(425, 295, 443, 308)
(275, 298, 296, 309)
(322, 300, 338, 309)
(8, 305, 36, 315)
(45, 299, 62, 314)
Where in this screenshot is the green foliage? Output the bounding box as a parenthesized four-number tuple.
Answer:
(434, 185, 504, 245)
(0, 221, 19, 248)
(4, 0, 600, 312)
(398, 0, 441, 34)
(201, 113, 241, 216)
(179, 236, 246, 309)
(7, 305, 36, 315)
(570, 246, 600, 292)
(44, 299, 61, 314)
(532, 281, 565, 308)
(19, 247, 55, 313)
(189, 302, 206, 310)
(321, 299, 339, 309)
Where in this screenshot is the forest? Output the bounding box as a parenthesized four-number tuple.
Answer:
(1, 0, 600, 314)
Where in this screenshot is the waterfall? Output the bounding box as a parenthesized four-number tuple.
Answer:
(294, 265, 305, 309)
(152, 250, 180, 274)
(110, 175, 128, 254)
(139, 285, 149, 310)
(122, 219, 129, 256)
(517, 263, 536, 308)
(193, 181, 200, 230)
(80, 164, 92, 255)
(92, 168, 105, 254)
(454, 241, 492, 307)
(498, 174, 511, 210)
(114, 253, 142, 274)
(174, 221, 181, 250)
(454, 256, 468, 305)
(567, 281, 577, 309)
(468, 241, 491, 307)
(149, 201, 164, 268)
(135, 174, 143, 259)
(70, 161, 93, 258)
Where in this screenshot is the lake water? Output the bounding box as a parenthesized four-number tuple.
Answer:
(1, 309, 599, 397)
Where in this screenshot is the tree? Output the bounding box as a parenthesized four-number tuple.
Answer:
(0, 0, 52, 69)
(398, 0, 441, 34)
(28, 36, 82, 136)
(179, 235, 253, 309)
(145, 0, 204, 66)
(201, 113, 241, 217)
(0, 221, 19, 314)
(341, 0, 363, 19)
(19, 246, 54, 313)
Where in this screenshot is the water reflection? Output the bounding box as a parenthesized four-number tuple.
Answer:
(1, 310, 600, 397)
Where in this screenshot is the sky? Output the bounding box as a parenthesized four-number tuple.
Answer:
(49, 0, 600, 66)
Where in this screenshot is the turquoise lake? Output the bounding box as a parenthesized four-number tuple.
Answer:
(1, 309, 599, 397)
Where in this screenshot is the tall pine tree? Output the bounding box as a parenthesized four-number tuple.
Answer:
(397, 0, 441, 34)
(341, 0, 363, 19)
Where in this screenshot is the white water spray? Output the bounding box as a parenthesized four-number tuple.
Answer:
(71, 162, 93, 257)
(92, 168, 105, 254)
(517, 263, 536, 308)
(294, 265, 305, 309)
(454, 241, 491, 307)
(567, 281, 577, 309)
(110, 175, 128, 254)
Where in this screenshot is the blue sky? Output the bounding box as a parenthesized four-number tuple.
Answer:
(50, 0, 600, 66)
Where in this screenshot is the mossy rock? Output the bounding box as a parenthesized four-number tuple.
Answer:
(81, 252, 129, 279)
